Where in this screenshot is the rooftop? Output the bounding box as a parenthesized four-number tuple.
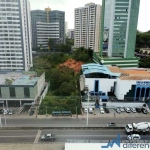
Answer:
(0, 71, 39, 85)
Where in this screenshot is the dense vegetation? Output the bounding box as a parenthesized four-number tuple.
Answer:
(33, 47, 93, 115)
(136, 30, 150, 68)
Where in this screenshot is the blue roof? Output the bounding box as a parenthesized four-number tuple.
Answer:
(100, 95, 109, 99)
(81, 63, 120, 77)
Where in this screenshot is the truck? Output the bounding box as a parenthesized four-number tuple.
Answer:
(125, 122, 150, 134)
(41, 133, 55, 141)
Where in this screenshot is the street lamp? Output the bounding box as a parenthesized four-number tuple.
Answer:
(45, 106, 47, 116)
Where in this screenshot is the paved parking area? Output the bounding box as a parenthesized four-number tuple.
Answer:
(82, 108, 149, 118)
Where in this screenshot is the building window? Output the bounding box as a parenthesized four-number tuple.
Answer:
(9, 87, 16, 98)
(24, 87, 30, 98)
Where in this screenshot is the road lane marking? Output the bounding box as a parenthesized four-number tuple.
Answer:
(34, 130, 41, 144)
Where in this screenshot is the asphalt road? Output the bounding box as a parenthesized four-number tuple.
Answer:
(0, 129, 126, 143)
(1, 116, 150, 127)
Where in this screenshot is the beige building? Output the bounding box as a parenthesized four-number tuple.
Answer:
(74, 3, 102, 52)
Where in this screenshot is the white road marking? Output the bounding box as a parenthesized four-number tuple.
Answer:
(34, 130, 41, 144)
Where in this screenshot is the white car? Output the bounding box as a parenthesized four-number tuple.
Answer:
(127, 134, 140, 140)
(84, 108, 88, 113)
(3, 109, 9, 115)
(119, 107, 125, 112)
(125, 107, 131, 113)
(130, 107, 136, 113)
(100, 107, 104, 114)
(89, 108, 93, 114)
(9, 109, 14, 115)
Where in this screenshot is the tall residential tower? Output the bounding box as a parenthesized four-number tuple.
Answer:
(105, 0, 140, 58)
(0, 0, 33, 71)
(74, 3, 102, 52)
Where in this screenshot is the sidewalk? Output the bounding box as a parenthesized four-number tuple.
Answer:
(0, 143, 64, 150)
(3, 112, 150, 119)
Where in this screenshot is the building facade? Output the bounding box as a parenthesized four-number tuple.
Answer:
(36, 22, 59, 49)
(80, 63, 150, 102)
(67, 29, 74, 39)
(0, 0, 33, 71)
(74, 3, 102, 52)
(105, 0, 140, 58)
(0, 71, 48, 108)
(31, 9, 65, 49)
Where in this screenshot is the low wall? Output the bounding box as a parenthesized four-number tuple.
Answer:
(100, 102, 145, 108)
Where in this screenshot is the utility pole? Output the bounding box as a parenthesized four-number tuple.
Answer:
(76, 106, 77, 118)
(86, 87, 89, 127)
(0, 115, 2, 127)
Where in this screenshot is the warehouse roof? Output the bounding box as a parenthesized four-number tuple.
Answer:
(82, 64, 120, 77)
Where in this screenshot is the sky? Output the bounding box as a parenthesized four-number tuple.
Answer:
(29, 0, 150, 32)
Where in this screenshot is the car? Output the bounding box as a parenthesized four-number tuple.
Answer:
(84, 108, 88, 113)
(3, 109, 9, 115)
(104, 108, 110, 113)
(100, 107, 104, 114)
(125, 107, 131, 113)
(107, 123, 116, 127)
(115, 108, 121, 114)
(41, 134, 55, 141)
(141, 108, 147, 114)
(9, 109, 14, 115)
(89, 108, 93, 114)
(136, 107, 141, 113)
(29, 110, 34, 116)
(127, 134, 141, 140)
(130, 107, 136, 113)
(0, 109, 3, 114)
(118, 107, 125, 112)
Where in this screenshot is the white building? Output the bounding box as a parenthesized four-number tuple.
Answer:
(0, 0, 33, 71)
(36, 22, 60, 49)
(74, 3, 102, 52)
(80, 63, 150, 102)
(65, 22, 68, 36)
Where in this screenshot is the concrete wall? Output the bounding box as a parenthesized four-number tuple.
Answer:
(100, 101, 144, 108)
(85, 78, 117, 94)
(115, 79, 136, 100)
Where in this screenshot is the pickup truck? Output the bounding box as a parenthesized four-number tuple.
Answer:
(41, 134, 55, 141)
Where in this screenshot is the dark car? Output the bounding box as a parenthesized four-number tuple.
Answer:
(141, 108, 147, 114)
(29, 110, 34, 116)
(41, 134, 55, 141)
(0, 109, 3, 114)
(104, 108, 110, 113)
(136, 108, 141, 113)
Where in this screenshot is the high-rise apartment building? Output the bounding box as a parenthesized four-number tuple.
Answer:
(74, 3, 102, 52)
(31, 9, 65, 49)
(103, 0, 140, 58)
(0, 0, 33, 71)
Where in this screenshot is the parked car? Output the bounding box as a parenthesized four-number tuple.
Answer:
(3, 109, 9, 115)
(29, 110, 34, 116)
(41, 134, 55, 141)
(115, 108, 121, 114)
(104, 108, 110, 113)
(9, 109, 14, 115)
(141, 108, 147, 114)
(100, 107, 104, 114)
(0, 109, 3, 114)
(84, 108, 88, 113)
(127, 134, 141, 140)
(118, 107, 125, 112)
(130, 107, 136, 113)
(136, 107, 141, 113)
(125, 107, 131, 113)
(89, 108, 93, 114)
(107, 123, 116, 127)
